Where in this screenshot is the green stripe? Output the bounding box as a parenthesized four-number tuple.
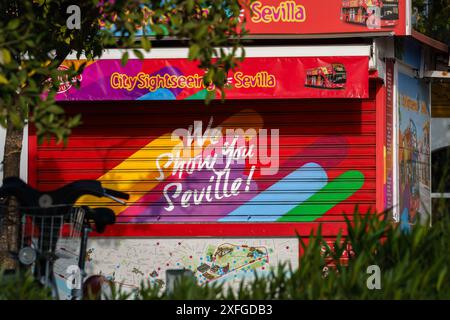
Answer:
(277, 170, 365, 222)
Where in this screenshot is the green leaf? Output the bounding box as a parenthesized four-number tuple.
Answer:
(240, 48, 246, 61)
(46, 104, 65, 115)
(0, 116, 6, 128)
(186, 0, 195, 13)
(133, 49, 144, 60)
(68, 114, 82, 128)
(205, 68, 215, 84)
(0, 74, 9, 84)
(37, 135, 44, 145)
(7, 19, 20, 30)
(151, 24, 164, 35)
(436, 266, 447, 291)
(188, 44, 200, 60)
(9, 112, 23, 128)
(25, 40, 35, 48)
(121, 52, 129, 66)
(205, 89, 216, 104)
(141, 36, 151, 51)
(1, 49, 11, 64)
(195, 25, 208, 40)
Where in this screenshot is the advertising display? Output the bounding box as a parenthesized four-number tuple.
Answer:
(242, 0, 408, 35)
(110, 1, 408, 37)
(31, 48, 381, 298)
(55, 56, 369, 101)
(397, 71, 431, 228)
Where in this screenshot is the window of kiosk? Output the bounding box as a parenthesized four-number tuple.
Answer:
(432, 146, 450, 193)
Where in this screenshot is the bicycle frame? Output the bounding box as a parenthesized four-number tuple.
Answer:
(70, 219, 91, 300)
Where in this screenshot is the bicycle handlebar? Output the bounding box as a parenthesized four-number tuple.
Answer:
(0, 177, 129, 210)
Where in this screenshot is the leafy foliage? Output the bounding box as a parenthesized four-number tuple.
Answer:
(106, 209, 450, 300)
(0, 270, 52, 300)
(90, 169, 450, 300)
(0, 0, 248, 143)
(1, 210, 449, 300)
(413, 0, 450, 44)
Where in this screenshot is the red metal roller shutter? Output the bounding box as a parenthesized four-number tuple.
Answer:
(31, 90, 376, 232)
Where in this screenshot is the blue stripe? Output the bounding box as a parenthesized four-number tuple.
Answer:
(219, 162, 328, 222)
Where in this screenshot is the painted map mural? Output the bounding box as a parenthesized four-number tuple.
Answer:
(54, 238, 298, 299)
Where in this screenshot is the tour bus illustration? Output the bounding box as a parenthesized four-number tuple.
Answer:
(305, 64, 347, 90)
(341, 0, 399, 28)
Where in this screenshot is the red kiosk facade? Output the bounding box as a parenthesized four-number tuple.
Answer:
(24, 0, 440, 296)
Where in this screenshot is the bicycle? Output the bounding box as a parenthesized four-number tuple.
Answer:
(0, 177, 129, 300)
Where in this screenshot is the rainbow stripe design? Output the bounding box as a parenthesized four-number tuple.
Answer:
(74, 106, 366, 223)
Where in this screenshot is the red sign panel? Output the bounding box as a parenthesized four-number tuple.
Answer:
(56, 56, 369, 101)
(242, 0, 407, 35)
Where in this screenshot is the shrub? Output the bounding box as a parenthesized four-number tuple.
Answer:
(0, 270, 52, 300)
(116, 210, 450, 300)
(1, 211, 449, 300)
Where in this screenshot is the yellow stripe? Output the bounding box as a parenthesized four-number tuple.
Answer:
(76, 109, 263, 215)
(76, 134, 178, 214)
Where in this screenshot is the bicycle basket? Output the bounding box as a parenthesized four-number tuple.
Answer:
(18, 206, 86, 265)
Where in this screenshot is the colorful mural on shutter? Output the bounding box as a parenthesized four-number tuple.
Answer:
(32, 97, 377, 223)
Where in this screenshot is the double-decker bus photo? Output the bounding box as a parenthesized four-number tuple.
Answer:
(341, 0, 400, 28)
(305, 64, 347, 90)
